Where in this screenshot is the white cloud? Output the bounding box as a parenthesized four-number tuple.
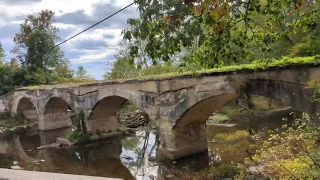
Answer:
(69, 49, 117, 64)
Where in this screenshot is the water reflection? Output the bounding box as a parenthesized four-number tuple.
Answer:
(0, 109, 296, 179)
(121, 131, 159, 179)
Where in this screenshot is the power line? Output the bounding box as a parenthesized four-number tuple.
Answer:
(54, 2, 135, 48)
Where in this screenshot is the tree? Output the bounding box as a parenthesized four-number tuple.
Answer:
(25, 30, 67, 71)
(0, 42, 4, 65)
(288, 23, 320, 57)
(124, 0, 320, 68)
(75, 65, 92, 80)
(11, 10, 69, 73)
(104, 57, 139, 80)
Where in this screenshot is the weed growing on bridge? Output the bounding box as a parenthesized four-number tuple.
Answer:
(67, 110, 89, 143)
(20, 56, 320, 90)
(131, 55, 320, 80)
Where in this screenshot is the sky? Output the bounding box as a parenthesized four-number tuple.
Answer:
(0, 0, 139, 80)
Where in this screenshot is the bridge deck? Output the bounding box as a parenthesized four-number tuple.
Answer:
(16, 57, 319, 91)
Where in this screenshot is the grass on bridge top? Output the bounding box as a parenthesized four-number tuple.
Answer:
(22, 56, 320, 90)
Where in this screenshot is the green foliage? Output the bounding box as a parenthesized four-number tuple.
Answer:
(248, 112, 320, 179)
(310, 82, 320, 103)
(289, 30, 320, 57)
(8, 10, 74, 85)
(0, 10, 94, 95)
(0, 42, 4, 65)
(124, 0, 320, 68)
(106, 56, 319, 81)
(209, 113, 230, 123)
(205, 163, 243, 179)
(25, 29, 67, 71)
(104, 56, 139, 80)
(67, 130, 89, 143)
(67, 110, 89, 143)
(266, 156, 320, 178)
(0, 63, 29, 95)
(74, 65, 92, 80)
(12, 10, 61, 66)
(214, 130, 250, 142)
(104, 57, 203, 80)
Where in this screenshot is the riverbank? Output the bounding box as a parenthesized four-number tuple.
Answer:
(0, 168, 121, 180)
(0, 113, 37, 133)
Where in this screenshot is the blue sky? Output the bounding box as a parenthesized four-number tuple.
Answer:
(0, 0, 139, 80)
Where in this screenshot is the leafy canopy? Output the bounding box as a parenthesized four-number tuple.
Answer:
(123, 0, 320, 68)
(11, 10, 68, 71)
(75, 65, 92, 80)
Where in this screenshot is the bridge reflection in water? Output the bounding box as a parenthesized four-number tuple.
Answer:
(1, 127, 202, 179)
(0, 98, 301, 179)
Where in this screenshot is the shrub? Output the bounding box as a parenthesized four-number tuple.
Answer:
(66, 110, 89, 143)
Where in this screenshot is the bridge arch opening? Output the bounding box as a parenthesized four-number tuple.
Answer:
(43, 97, 74, 131)
(16, 97, 37, 121)
(87, 96, 149, 134)
(163, 89, 297, 160)
(160, 93, 238, 159)
(175, 93, 239, 127)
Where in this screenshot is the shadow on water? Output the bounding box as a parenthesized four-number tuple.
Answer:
(0, 106, 297, 179)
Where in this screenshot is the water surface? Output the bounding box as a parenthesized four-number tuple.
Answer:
(0, 109, 294, 179)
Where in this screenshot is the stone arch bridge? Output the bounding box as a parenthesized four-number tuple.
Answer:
(1, 65, 319, 159)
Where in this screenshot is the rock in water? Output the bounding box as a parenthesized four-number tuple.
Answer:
(11, 166, 21, 170)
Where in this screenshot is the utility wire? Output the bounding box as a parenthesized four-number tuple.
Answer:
(54, 2, 134, 47)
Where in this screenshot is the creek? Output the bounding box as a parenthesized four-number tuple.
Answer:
(0, 103, 296, 179)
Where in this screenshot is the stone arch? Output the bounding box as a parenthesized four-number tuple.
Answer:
(173, 79, 314, 128)
(39, 90, 77, 113)
(11, 96, 38, 120)
(157, 91, 238, 160)
(174, 93, 239, 127)
(246, 79, 317, 113)
(86, 88, 151, 133)
(41, 97, 74, 131)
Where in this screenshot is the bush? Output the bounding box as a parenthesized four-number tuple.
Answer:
(67, 130, 89, 143)
(66, 110, 89, 143)
(248, 112, 320, 179)
(205, 163, 243, 179)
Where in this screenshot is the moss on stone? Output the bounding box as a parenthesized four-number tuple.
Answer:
(21, 56, 319, 90)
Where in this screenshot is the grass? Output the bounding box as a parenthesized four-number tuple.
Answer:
(208, 114, 230, 123)
(214, 130, 250, 141)
(21, 56, 320, 90)
(136, 55, 319, 80)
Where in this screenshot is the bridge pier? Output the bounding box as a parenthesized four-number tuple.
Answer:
(38, 113, 72, 131)
(86, 112, 118, 134)
(158, 121, 208, 160)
